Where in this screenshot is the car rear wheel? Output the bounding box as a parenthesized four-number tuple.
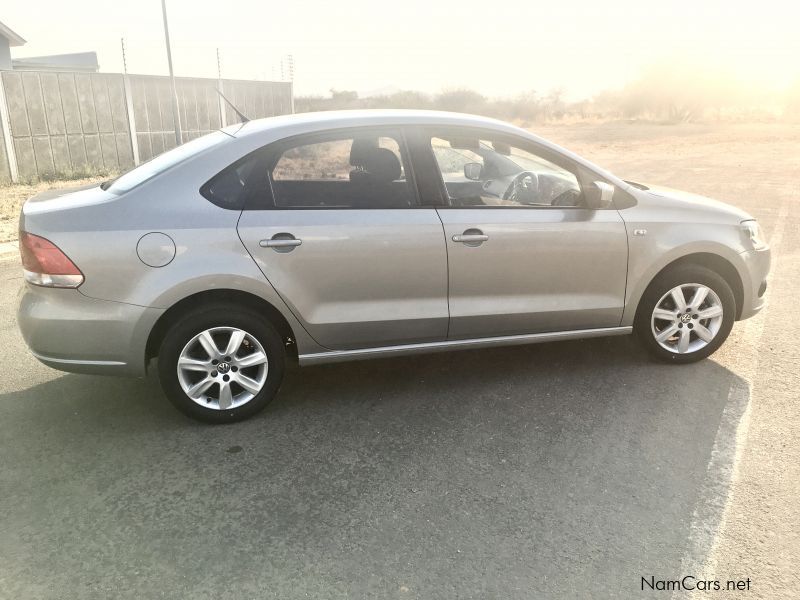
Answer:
(635, 265, 735, 363)
(157, 305, 285, 423)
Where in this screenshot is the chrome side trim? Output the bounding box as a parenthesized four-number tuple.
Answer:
(31, 351, 127, 367)
(298, 326, 633, 366)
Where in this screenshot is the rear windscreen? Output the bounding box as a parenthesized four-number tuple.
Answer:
(107, 131, 231, 195)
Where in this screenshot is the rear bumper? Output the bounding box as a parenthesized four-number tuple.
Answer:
(17, 284, 163, 376)
(738, 246, 771, 320)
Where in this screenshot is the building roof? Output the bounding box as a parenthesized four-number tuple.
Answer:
(0, 20, 26, 46)
(11, 51, 99, 72)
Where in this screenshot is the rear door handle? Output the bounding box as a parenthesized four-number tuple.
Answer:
(452, 228, 489, 246)
(260, 239, 302, 248)
(452, 234, 489, 243)
(259, 233, 302, 252)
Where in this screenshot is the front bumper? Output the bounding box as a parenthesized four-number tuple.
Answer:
(17, 284, 163, 376)
(738, 246, 771, 320)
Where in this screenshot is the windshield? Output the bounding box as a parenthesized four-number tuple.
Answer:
(107, 131, 231, 194)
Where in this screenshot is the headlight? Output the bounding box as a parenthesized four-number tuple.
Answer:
(741, 220, 768, 250)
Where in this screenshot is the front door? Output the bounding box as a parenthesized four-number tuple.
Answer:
(236, 128, 449, 350)
(423, 129, 628, 339)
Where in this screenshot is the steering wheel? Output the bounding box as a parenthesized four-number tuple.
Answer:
(503, 171, 539, 203)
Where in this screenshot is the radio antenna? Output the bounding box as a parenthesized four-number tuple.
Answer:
(215, 88, 250, 123)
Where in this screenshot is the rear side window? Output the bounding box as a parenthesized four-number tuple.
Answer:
(200, 151, 266, 210)
(268, 132, 417, 209)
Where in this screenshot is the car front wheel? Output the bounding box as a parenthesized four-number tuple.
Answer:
(157, 305, 285, 423)
(635, 265, 736, 363)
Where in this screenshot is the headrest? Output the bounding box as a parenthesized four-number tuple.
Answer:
(349, 138, 379, 166)
(359, 148, 401, 184)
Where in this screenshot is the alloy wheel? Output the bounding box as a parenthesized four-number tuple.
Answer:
(176, 326, 269, 410)
(651, 283, 724, 354)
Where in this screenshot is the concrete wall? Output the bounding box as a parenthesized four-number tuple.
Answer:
(0, 39, 11, 70)
(0, 70, 293, 183)
(0, 71, 133, 181)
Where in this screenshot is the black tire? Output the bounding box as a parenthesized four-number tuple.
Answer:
(634, 264, 736, 364)
(157, 304, 285, 423)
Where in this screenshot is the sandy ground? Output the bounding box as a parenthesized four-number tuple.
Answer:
(537, 120, 800, 598)
(0, 121, 798, 598)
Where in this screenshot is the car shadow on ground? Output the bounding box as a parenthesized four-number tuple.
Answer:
(1, 335, 748, 599)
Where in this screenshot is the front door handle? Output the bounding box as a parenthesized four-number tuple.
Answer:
(452, 228, 489, 246)
(259, 233, 302, 252)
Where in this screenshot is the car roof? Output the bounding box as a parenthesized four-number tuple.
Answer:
(221, 109, 629, 190)
(226, 109, 526, 140)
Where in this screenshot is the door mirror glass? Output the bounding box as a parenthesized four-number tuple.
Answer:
(586, 181, 615, 209)
(463, 162, 483, 181)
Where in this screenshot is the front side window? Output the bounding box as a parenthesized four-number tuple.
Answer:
(429, 133, 583, 208)
(268, 132, 416, 209)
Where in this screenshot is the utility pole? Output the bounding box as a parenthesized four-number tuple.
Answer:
(281, 54, 295, 82)
(120, 38, 128, 74)
(281, 54, 295, 114)
(161, 0, 183, 145)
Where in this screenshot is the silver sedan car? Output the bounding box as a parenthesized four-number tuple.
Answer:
(17, 110, 771, 422)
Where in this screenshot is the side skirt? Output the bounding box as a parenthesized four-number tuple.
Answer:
(298, 326, 633, 366)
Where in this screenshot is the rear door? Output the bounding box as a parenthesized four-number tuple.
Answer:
(236, 127, 449, 350)
(420, 127, 629, 339)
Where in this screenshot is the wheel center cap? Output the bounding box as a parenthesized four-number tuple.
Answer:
(217, 362, 231, 374)
(680, 313, 692, 323)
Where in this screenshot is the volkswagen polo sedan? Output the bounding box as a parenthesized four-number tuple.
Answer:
(17, 110, 771, 422)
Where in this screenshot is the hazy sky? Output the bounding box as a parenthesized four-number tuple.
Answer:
(4, 1, 799, 98)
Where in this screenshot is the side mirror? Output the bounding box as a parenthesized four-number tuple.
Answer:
(585, 181, 615, 209)
(463, 162, 483, 181)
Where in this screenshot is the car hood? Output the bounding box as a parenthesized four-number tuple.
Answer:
(642, 183, 752, 223)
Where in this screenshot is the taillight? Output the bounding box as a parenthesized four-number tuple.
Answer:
(19, 232, 84, 288)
